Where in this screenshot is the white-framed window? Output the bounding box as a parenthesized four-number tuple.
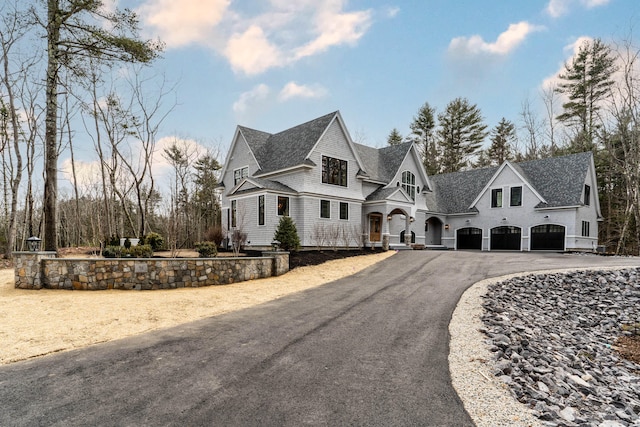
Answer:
(401, 170, 416, 200)
(233, 166, 249, 185)
(231, 200, 237, 227)
(339, 202, 349, 220)
(510, 186, 522, 207)
(322, 156, 348, 187)
(258, 195, 265, 226)
(584, 184, 591, 206)
(277, 196, 289, 216)
(491, 188, 503, 208)
(320, 200, 330, 218)
(581, 220, 590, 237)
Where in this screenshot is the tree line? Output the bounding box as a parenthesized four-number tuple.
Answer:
(387, 36, 640, 254)
(0, 1, 222, 257)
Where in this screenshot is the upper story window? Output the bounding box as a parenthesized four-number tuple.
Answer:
(584, 184, 591, 206)
(233, 166, 249, 185)
(491, 188, 503, 208)
(277, 196, 289, 216)
(510, 186, 522, 207)
(401, 171, 416, 200)
(322, 156, 347, 187)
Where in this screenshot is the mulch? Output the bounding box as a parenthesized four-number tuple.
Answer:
(616, 335, 640, 365)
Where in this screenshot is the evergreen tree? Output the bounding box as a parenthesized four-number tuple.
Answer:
(274, 216, 300, 251)
(409, 102, 439, 175)
(194, 152, 222, 230)
(436, 97, 488, 173)
(486, 118, 516, 166)
(386, 128, 404, 145)
(555, 38, 616, 153)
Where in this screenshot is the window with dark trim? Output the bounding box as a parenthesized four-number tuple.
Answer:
(582, 220, 590, 237)
(258, 195, 265, 226)
(491, 188, 503, 208)
(339, 202, 349, 220)
(584, 184, 591, 206)
(401, 170, 416, 200)
(277, 196, 289, 216)
(320, 200, 330, 218)
(322, 156, 347, 187)
(510, 186, 522, 207)
(231, 200, 237, 227)
(233, 166, 248, 185)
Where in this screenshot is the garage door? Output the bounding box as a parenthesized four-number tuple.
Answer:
(531, 224, 565, 251)
(490, 226, 522, 250)
(456, 227, 482, 250)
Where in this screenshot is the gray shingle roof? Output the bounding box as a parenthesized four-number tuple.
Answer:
(428, 152, 593, 214)
(233, 177, 296, 195)
(354, 142, 412, 183)
(249, 111, 338, 175)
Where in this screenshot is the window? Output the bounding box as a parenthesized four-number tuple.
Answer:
(401, 171, 416, 200)
(339, 202, 349, 220)
(491, 188, 503, 208)
(322, 156, 347, 187)
(584, 184, 591, 206)
(510, 186, 522, 207)
(320, 200, 330, 218)
(231, 200, 237, 227)
(258, 195, 265, 226)
(277, 196, 289, 216)
(582, 220, 590, 237)
(233, 166, 248, 185)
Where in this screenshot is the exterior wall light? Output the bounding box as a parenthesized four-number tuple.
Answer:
(26, 236, 42, 252)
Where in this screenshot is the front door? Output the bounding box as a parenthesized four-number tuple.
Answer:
(369, 214, 382, 242)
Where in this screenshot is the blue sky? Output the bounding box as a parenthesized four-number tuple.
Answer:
(63, 0, 637, 186)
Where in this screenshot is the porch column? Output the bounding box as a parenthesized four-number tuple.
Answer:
(382, 214, 390, 250)
(404, 216, 412, 246)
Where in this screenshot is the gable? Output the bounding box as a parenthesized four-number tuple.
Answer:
(469, 161, 545, 209)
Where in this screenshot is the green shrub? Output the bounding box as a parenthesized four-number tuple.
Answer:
(102, 244, 152, 258)
(274, 216, 300, 251)
(144, 232, 165, 251)
(195, 241, 218, 258)
(102, 245, 122, 258)
(124, 237, 132, 249)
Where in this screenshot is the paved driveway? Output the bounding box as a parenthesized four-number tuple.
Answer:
(1, 252, 639, 426)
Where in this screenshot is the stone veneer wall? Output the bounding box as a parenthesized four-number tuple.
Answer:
(14, 251, 289, 290)
(14, 251, 58, 289)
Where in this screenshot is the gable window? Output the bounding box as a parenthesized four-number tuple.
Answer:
(339, 202, 349, 220)
(322, 156, 347, 187)
(231, 200, 237, 228)
(510, 186, 522, 207)
(258, 195, 265, 226)
(401, 171, 416, 200)
(320, 200, 330, 218)
(584, 184, 591, 206)
(582, 220, 590, 237)
(234, 166, 248, 185)
(277, 196, 289, 216)
(491, 188, 503, 208)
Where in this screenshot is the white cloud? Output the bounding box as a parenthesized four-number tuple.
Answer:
(278, 82, 327, 101)
(545, 0, 611, 18)
(137, 0, 373, 75)
(385, 7, 400, 18)
(448, 21, 544, 57)
(137, 0, 230, 47)
(232, 84, 271, 113)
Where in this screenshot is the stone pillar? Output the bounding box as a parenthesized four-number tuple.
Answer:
(262, 251, 290, 277)
(382, 235, 390, 251)
(14, 251, 57, 289)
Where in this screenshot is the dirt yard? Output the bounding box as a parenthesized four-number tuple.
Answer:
(0, 251, 395, 365)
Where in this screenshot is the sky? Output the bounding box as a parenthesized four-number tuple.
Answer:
(63, 0, 638, 188)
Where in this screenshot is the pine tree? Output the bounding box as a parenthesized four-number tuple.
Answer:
(486, 118, 516, 166)
(274, 216, 300, 251)
(386, 128, 404, 145)
(410, 102, 439, 175)
(437, 97, 488, 173)
(555, 38, 616, 153)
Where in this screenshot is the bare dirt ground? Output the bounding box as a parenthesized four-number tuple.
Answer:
(0, 251, 395, 365)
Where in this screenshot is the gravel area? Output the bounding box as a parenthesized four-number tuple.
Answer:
(450, 267, 640, 427)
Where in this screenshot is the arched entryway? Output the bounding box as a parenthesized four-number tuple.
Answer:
(531, 224, 565, 251)
(456, 227, 482, 250)
(490, 226, 522, 250)
(425, 217, 443, 245)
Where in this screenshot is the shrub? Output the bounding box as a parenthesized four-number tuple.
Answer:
(204, 226, 226, 247)
(107, 235, 120, 246)
(124, 237, 132, 249)
(102, 245, 122, 258)
(102, 244, 153, 258)
(274, 216, 300, 251)
(230, 229, 247, 256)
(195, 241, 218, 258)
(144, 232, 165, 251)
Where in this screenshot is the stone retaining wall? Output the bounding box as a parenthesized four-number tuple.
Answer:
(14, 252, 289, 290)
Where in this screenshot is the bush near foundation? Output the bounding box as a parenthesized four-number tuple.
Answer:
(195, 241, 218, 258)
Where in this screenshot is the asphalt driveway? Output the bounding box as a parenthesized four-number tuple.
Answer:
(1, 251, 639, 426)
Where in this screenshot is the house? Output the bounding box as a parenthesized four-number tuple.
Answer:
(217, 111, 601, 252)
